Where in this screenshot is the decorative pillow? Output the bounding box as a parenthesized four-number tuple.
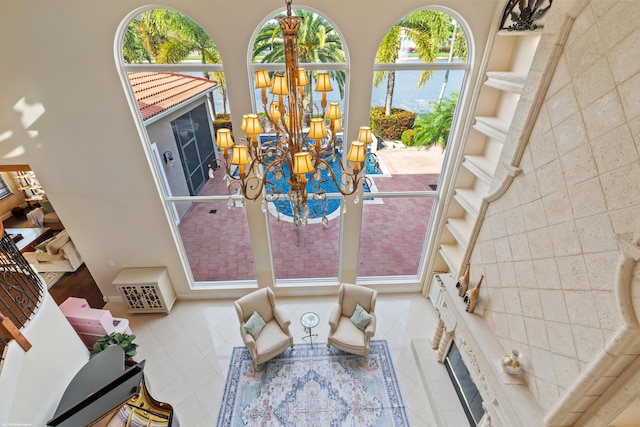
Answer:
(350, 303, 372, 331)
(243, 310, 266, 340)
(35, 236, 56, 253)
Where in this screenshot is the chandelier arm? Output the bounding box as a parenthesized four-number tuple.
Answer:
(313, 157, 362, 196)
(257, 155, 297, 196)
(258, 143, 291, 165)
(242, 174, 266, 201)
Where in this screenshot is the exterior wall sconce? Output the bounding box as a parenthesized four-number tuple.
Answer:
(163, 151, 175, 167)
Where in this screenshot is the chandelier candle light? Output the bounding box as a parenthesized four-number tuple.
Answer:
(215, 0, 378, 233)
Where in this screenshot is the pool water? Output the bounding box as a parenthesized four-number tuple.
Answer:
(265, 155, 378, 219)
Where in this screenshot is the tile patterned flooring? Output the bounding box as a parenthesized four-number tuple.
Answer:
(105, 292, 468, 426)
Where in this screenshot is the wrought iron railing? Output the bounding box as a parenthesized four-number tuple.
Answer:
(0, 229, 43, 364)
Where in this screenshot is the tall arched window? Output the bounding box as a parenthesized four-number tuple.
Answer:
(248, 7, 350, 282)
(117, 8, 257, 285)
(357, 9, 471, 281)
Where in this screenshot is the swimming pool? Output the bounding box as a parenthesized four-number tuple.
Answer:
(264, 152, 379, 221)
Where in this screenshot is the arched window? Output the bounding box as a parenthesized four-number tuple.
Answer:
(357, 9, 471, 280)
(248, 7, 350, 282)
(117, 8, 257, 285)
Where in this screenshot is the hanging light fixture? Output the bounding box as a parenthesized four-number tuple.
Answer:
(215, 0, 378, 230)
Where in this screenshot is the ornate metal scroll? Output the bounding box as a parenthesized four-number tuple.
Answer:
(0, 231, 43, 333)
(500, 0, 553, 31)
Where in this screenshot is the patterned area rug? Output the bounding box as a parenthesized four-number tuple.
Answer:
(217, 340, 409, 427)
(41, 271, 65, 289)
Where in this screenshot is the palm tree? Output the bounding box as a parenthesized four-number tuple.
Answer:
(374, 10, 452, 116)
(374, 27, 401, 117)
(411, 93, 458, 149)
(122, 21, 152, 64)
(438, 21, 468, 101)
(123, 10, 229, 114)
(252, 9, 346, 110)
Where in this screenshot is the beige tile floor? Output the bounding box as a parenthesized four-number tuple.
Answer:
(105, 292, 466, 426)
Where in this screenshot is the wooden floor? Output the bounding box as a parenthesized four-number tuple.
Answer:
(3, 214, 105, 309)
(48, 264, 105, 308)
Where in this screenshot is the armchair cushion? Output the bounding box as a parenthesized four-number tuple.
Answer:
(350, 303, 372, 331)
(46, 229, 69, 254)
(35, 236, 56, 252)
(244, 310, 266, 340)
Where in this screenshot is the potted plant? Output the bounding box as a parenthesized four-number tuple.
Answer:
(91, 332, 138, 364)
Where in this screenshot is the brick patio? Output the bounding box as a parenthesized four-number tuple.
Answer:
(177, 146, 445, 282)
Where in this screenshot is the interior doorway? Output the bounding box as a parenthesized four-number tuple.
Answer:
(0, 165, 105, 308)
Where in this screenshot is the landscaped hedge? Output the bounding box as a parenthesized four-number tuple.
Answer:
(213, 113, 232, 132)
(370, 107, 416, 141)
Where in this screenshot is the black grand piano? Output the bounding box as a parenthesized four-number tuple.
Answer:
(47, 346, 178, 426)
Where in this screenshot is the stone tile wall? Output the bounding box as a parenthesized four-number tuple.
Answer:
(470, 1, 640, 412)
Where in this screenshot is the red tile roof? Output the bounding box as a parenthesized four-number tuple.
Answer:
(128, 72, 218, 121)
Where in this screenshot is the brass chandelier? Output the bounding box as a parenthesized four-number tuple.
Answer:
(215, 0, 377, 230)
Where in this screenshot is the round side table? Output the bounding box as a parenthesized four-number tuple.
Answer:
(300, 312, 319, 347)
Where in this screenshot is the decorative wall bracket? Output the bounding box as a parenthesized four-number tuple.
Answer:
(500, 0, 553, 31)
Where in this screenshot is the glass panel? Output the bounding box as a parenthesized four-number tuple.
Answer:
(357, 195, 433, 277)
(269, 199, 341, 280)
(370, 150, 441, 193)
(192, 104, 216, 165)
(371, 68, 464, 115)
(251, 10, 344, 64)
(174, 200, 256, 282)
(396, 19, 468, 64)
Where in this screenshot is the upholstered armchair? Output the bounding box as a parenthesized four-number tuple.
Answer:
(234, 288, 294, 369)
(327, 283, 377, 358)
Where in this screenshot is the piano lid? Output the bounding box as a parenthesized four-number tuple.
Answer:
(47, 346, 148, 426)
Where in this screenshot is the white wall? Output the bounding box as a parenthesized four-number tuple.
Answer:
(0, 0, 499, 299)
(0, 293, 88, 425)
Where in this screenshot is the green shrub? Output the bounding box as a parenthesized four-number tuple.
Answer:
(370, 107, 416, 141)
(411, 93, 458, 150)
(401, 128, 419, 146)
(91, 332, 138, 360)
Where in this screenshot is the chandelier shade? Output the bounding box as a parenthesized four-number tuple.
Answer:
(214, 0, 379, 232)
(255, 69, 271, 89)
(293, 152, 314, 175)
(297, 69, 310, 87)
(307, 118, 328, 139)
(231, 146, 250, 166)
(270, 74, 289, 95)
(326, 102, 342, 120)
(347, 141, 366, 165)
(216, 128, 234, 148)
(314, 72, 332, 92)
(243, 114, 263, 136)
(357, 126, 373, 144)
